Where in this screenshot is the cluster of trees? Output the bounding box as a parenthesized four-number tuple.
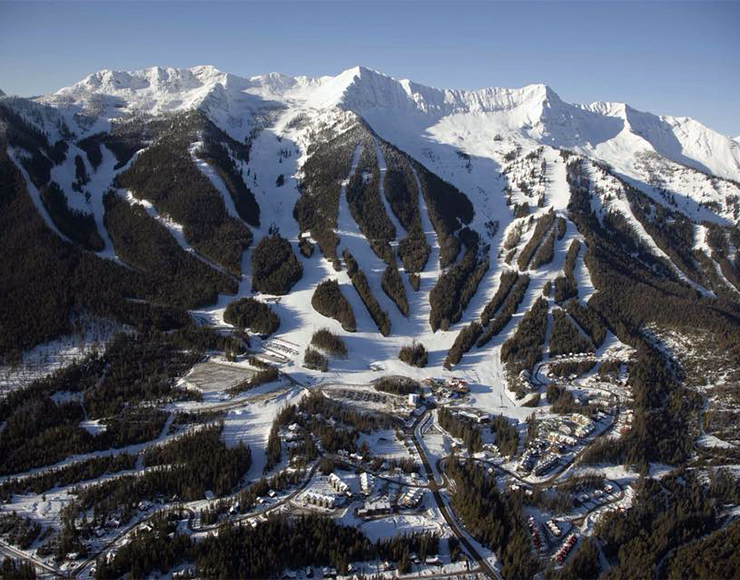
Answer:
(343, 250, 390, 335)
(501, 297, 549, 374)
(481, 270, 518, 325)
(298, 236, 314, 258)
(294, 124, 363, 267)
(104, 191, 238, 308)
(94, 511, 192, 580)
(116, 112, 251, 275)
(70, 423, 251, 526)
(553, 239, 580, 303)
(0, 395, 167, 477)
(595, 470, 724, 579)
(0, 513, 42, 550)
(412, 159, 474, 268)
(303, 347, 328, 372)
(72, 154, 89, 191)
(665, 520, 740, 579)
(1, 101, 68, 187)
(229, 367, 279, 395)
(1, 557, 36, 579)
(346, 145, 395, 263)
(300, 392, 393, 433)
(448, 460, 539, 579)
(378, 141, 430, 273)
(398, 341, 428, 367)
(548, 309, 593, 356)
(251, 234, 303, 295)
(264, 407, 294, 472)
(490, 415, 519, 457)
(0, 139, 198, 361)
(0, 453, 137, 500)
(374, 376, 419, 396)
(398, 236, 431, 275)
(476, 274, 530, 348)
(530, 228, 556, 269)
(546, 385, 582, 414)
(195, 122, 260, 227)
(310, 328, 347, 357)
(311, 279, 357, 332)
(100, 512, 439, 579)
(83, 332, 201, 418)
(429, 234, 489, 331)
(517, 210, 556, 270)
(556, 216, 567, 239)
(702, 223, 740, 297)
(39, 181, 103, 251)
(381, 263, 409, 316)
(444, 321, 482, 368)
(437, 408, 481, 453)
(565, 300, 607, 347)
(223, 297, 279, 336)
(564, 157, 733, 466)
(549, 359, 596, 378)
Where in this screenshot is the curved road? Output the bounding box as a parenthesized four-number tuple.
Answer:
(409, 408, 501, 580)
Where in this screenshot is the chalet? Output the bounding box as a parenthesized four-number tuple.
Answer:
(399, 487, 425, 508)
(360, 472, 375, 496)
(357, 499, 393, 518)
(328, 473, 350, 495)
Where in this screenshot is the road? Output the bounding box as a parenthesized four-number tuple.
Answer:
(409, 408, 502, 580)
(0, 538, 63, 578)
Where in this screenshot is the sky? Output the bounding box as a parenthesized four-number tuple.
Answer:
(1, 1, 739, 136)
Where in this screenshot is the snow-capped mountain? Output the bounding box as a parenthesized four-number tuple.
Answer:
(33, 65, 740, 183)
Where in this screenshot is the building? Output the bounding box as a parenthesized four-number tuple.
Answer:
(408, 393, 420, 407)
(360, 472, 375, 496)
(399, 488, 425, 508)
(534, 454, 558, 476)
(546, 519, 562, 537)
(553, 533, 577, 564)
(357, 499, 393, 518)
(445, 377, 469, 393)
(303, 492, 338, 509)
(328, 473, 350, 495)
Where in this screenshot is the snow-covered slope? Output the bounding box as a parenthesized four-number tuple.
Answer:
(5, 63, 740, 418)
(30, 65, 740, 185)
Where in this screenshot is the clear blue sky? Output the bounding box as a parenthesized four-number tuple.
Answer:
(1, 1, 739, 135)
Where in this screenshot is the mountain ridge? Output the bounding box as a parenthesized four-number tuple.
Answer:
(25, 64, 740, 182)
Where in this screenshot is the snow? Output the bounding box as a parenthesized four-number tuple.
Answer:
(0, 314, 120, 396)
(586, 159, 713, 296)
(30, 65, 740, 185)
(694, 224, 740, 297)
(360, 514, 443, 542)
(220, 385, 307, 479)
(696, 433, 736, 450)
